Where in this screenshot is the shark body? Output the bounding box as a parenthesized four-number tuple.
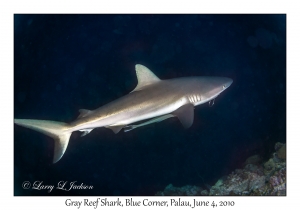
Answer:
(15, 64, 232, 163)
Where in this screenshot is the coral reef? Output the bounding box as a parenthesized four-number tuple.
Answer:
(276, 143, 286, 159)
(243, 154, 262, 166)
(155, 184, 204, 196)
(156, 142, 286, 196)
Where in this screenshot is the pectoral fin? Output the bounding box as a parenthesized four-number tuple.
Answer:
(172, 103, 194, 129)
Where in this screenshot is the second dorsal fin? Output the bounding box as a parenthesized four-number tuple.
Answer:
(77, 109, 92, 118)
(131, 64, 161, 92)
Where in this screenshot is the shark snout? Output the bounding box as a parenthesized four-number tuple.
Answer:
(227, 78, 233, 87)
(223, 77, 233, 89)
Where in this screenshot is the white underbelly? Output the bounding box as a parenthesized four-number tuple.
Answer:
(110, 97, 188, 126)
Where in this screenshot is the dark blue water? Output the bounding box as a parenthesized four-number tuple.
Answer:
(14, 14, 286, 196)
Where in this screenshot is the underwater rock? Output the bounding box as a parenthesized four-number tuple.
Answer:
(276, 143, 286, 159)
(156, 142, 286, 196)
(209, 169, 265, 195)
(269, 167, 286, 195)
(155, 184, 203, 196)
(209, 142, 285, 196)
(200, 190, 208, 196)
(263, 158, 276, 176)
(243, 154, 262, 166)
(244, 163, 263, 174)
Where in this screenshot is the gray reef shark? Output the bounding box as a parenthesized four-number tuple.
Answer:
(15, 64, 233, 163)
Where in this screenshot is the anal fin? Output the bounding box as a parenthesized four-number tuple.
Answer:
(105, 125, 124, 134)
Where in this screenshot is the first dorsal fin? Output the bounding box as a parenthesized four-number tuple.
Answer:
(131, 64, 161, 92)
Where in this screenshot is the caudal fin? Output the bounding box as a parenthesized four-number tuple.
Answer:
(14, 119, 72, 163)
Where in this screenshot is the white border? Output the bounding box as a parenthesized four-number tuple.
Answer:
(1, 0, 297, 209)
